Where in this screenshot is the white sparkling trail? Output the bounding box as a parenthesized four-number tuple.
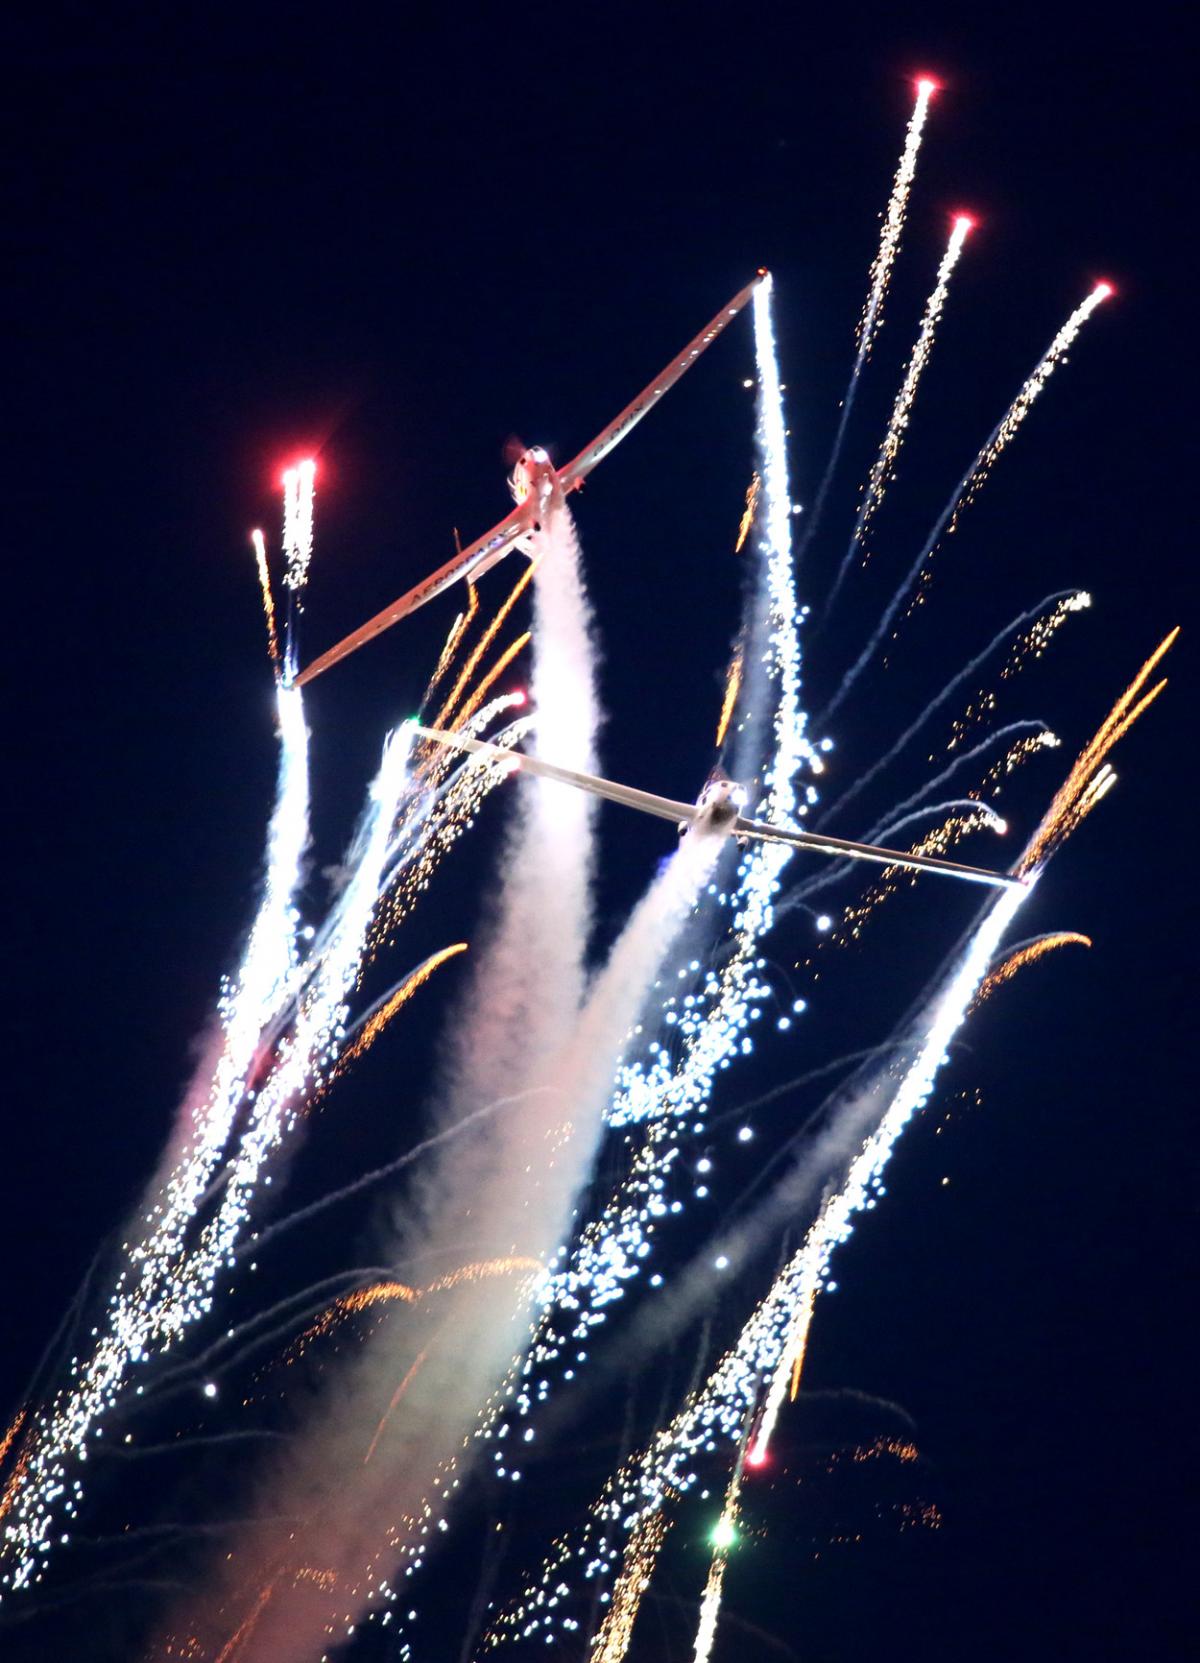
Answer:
(825, 214, 973, 618)
(496, 882, 1031, 1656)
(179, 728, 412, 1317)
(801, 78, 937, 544)
(1, 681, 311, 1591)
(856, 79, 938, 359)
(748, 878, 1031, 1460)
(825, 288, 1111, 722)
(281, 459, 316, 599)
(506, 275, 817, 1409)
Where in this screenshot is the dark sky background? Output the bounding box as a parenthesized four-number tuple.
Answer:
(1, 7, 1192, 1661)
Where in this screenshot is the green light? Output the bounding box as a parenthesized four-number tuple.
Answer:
(710, 1515, 737, 1551)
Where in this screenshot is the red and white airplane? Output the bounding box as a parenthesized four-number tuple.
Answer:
(295, 274, 768, 686)
(409, 723, 1024, 891)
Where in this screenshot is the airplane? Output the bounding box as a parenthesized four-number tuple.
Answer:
(295, 273, 768, 686)
(408, 722, 1025, 891)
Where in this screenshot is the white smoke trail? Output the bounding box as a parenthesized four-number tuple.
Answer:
(172, 495, 607, 1655)
(506, 274, 816, 1411)
(487, 882, 1031, 1655)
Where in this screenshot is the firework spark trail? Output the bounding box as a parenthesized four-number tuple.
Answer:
(589, 1511, 670, 1663)
(0, 680, 311, 1594)
(974, 931, 1092, 1005)
(434, 561, 538, 729)
(824, 213, 973, 619)
(857, 80, 938, 359)
(1017, 626, 1177, 872)
(451, 631, 532, 731)
(801, 77, 936, 546)
(424, 584, 480, 702)
(714, 648, 743, 749)
(506, 275, 817, 1417)
(178, 729, 413, 1310)
(489, 882, 1030, 1657)
(280, 460, 316, 599)
(734, 474, 760, 554)
(484, 633, 1171, 1652)
(251, 530, 282, 678)
(692, 1487, 740, 1663)
(820, 592, 1087, 828)
(336, 944, 469, 1073)
(176, 494, 608, 1657)
(824, 286, 1110, 723)
(778, 797, 1007, 912)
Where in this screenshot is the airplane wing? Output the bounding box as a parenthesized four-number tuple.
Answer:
(410, 724, 698, 827)
(295, 507, 530, 687)
(296, 274, 768, 687)
(413, 724, 1016, 890)
(555, 271, 765, 491)
(733, 816, 1023, 890)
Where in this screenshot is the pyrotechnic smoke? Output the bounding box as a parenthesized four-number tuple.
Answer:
(175, 489, 703, 1655)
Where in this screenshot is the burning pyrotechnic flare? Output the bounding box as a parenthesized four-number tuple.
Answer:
(281, 458, 316, 598)
(802, 76, 938, 540)
(826, 287, 1112, 722)
(251, 529, 282, 676)
(858, 77, 938, 357)
(826, 213, 974, 616)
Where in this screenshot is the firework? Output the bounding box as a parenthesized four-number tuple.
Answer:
(825, 212, 973, 616)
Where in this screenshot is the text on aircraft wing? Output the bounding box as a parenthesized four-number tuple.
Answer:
(733, 816, 1022, 890)
(410, 725, 698, 827)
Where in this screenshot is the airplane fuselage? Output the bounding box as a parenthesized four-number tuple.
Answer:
(686, 772, 747, 837)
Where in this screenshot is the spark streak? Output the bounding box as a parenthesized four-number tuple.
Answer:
(281, 459, 316, 598)
(975, 931, 1093, 1005)
(802, 77, 937, 541)
(857, 79, 938, 358)
(251, 530, 282, 677)
(825, 288, 1111, 721)
(825, 213, 973, 616)
(434, 562, 537, 729)
(337, 945, 469, 1073)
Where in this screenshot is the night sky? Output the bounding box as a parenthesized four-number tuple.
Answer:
(2, 8, 1192, 1661)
